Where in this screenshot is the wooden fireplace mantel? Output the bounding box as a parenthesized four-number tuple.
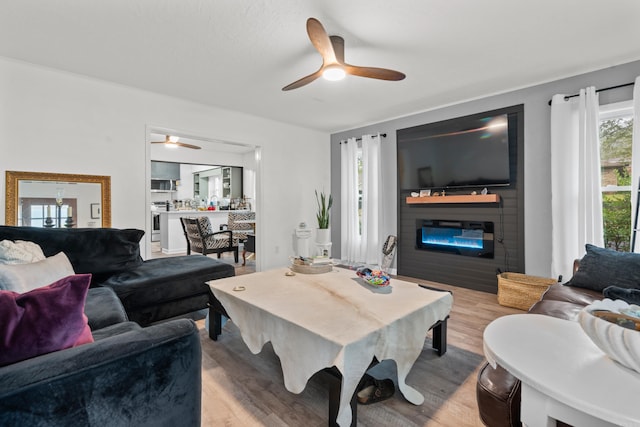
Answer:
(406, 194, 500, 204)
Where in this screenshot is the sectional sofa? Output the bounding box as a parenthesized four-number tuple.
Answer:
(0, 226, 236, 426)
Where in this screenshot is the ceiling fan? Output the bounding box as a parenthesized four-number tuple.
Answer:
(282, 18, 406, 91)
(150, 135, 201, 150)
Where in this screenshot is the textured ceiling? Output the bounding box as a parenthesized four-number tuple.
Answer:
(2, 0, 640, 133)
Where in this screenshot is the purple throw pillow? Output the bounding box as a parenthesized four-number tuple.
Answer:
(0, 273, 94, 366)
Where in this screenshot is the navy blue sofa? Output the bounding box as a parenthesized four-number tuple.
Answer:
(0, 226, 236, 426)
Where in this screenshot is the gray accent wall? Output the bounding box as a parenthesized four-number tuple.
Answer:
(331, 59, 640, 293)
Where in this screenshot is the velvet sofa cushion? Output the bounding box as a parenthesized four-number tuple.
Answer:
(85, 287, 129, 331)
(0, 319, 201, 427)
(565, 244, 640, 292)
(0, 274, 94, 367)
(0, 226, 144, 284)
(0, 252, 75, 293)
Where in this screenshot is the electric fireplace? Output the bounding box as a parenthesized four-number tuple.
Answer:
(416, 219, 494, 258)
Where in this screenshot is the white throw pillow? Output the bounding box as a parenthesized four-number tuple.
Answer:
(0, 252, 75, 293)
(0, 240, 46, 265)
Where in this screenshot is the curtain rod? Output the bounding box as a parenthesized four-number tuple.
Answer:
(547, 82, 635, 106)
(340, 133, 387, 144)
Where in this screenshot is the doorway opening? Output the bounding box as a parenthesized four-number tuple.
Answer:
(146, 128, 261, 276)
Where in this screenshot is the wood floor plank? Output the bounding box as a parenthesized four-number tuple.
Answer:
(197, 273, 524, 426)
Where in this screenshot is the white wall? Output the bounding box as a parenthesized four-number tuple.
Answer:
(0, 57, 330, 269)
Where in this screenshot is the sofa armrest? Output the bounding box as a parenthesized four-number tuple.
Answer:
(573, 258, 581, 274)
(0, 319, 201, 427)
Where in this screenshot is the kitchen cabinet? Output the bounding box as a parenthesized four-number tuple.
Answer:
(193, 173, 201, 198)
(193, 173, 210, 200)
(222, 167, 243, 199)
(151, 161, 180, 180)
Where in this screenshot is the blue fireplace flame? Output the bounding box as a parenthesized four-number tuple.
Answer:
(422, 228, 483, 249)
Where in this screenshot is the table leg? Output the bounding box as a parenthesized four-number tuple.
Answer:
(208, 306, 222, 341)
(208, 294, 230, 341)
(432, 317, 448, 356)
(418, 284, 451, 357)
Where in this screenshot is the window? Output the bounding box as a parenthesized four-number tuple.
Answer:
(19, 198, 76, 227)
(599, 100, 633, 251)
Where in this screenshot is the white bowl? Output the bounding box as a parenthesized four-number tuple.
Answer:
(578, 299, 640, 373)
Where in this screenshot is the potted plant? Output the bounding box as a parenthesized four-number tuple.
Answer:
(315, 190, 333, 245)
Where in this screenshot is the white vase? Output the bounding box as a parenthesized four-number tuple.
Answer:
(316, 228, 331, 244)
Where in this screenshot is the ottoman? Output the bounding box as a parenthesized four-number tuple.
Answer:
(102, 255, 235, 326)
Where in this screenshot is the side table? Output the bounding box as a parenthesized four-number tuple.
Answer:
(483, 314, 640, 427)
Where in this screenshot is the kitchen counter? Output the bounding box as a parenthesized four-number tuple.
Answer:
(159, 209, 252, 254)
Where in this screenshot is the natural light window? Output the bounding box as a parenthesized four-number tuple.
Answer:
(599, 100, 634, 251)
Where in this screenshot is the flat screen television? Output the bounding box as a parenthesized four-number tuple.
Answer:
(397, 107, 518, 191)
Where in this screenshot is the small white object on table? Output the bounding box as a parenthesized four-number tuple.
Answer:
(483, 314, 640, 427)
(209, 267, 452, 427)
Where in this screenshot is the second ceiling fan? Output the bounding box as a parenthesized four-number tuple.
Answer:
(282, 18, 406, 91)
(150, 135, 201, 150)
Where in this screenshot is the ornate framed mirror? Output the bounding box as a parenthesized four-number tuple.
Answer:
(5, 171, 111, 228)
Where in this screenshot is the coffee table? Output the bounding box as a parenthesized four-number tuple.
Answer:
(208, 267, 453, 427)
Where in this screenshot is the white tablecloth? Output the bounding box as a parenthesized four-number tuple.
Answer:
(209, 267, 453, 427)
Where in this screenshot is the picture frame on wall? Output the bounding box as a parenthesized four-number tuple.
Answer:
(91, 203, 101, 219)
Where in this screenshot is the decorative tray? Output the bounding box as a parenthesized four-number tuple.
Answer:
(290, 263, 333, 274)
(356, 267, 390, 287)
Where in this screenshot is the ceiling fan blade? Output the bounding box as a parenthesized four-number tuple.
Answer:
(150, 135, 173, 144)
(306, 18, 336, 64)
(175, 142, 201, 150)
(344, 64, 406, 81)
(330, 36, 345, 64)
(282, 69, 323, 91)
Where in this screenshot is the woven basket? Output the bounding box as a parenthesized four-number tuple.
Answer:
(497, 272, 557, 311)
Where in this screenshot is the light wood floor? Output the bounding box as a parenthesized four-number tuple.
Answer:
(197, 274, 523, 426)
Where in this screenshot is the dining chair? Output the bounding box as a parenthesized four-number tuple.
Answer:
(181, 217, 239, 263)
(242, 233, 255, 266)
(221, 211, 255, 246)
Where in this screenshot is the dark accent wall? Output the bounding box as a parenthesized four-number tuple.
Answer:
(397, 105, 524, 293)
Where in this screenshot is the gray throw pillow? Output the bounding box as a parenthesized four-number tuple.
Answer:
(0, 252, 75, 293)
(566, 244, 640, 292)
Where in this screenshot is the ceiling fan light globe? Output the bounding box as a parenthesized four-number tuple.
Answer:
(322, 65, 346, 81)
(168, 135, 180, 143)
(165, 143, 179, 149)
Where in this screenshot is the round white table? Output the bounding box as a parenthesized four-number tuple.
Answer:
(483, 314, 640, 427)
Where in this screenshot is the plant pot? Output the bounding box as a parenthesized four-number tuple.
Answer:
(316, 228, 331, 244)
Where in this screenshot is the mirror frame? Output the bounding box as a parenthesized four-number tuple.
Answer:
(5, 171, 112, 227)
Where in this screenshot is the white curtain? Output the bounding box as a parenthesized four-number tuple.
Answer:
(550, 87, 604, 280)
(341, 137, 360, 262)
(341, 134, 382, 265)
(360, 134, 382, 264)
(631, 76, 640, 252)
